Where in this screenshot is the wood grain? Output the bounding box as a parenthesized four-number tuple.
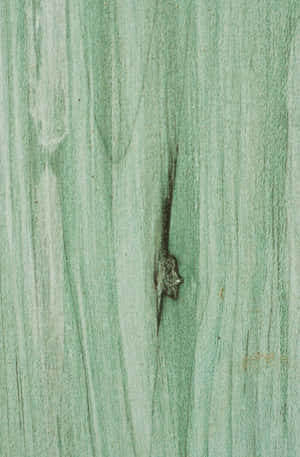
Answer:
(1, 1, 300, 456)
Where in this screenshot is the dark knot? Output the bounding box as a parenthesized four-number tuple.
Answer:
(156, 253, 183, 300)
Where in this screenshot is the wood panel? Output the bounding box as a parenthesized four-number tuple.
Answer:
(1, 1, 299, 456)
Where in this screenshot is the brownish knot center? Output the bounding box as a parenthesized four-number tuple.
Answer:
(158, 254, 183, 300)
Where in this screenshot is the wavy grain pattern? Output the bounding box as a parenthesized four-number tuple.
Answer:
(1, 1, 300, 456)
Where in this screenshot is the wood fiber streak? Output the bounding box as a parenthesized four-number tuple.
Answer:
(1, 1, 300, 457)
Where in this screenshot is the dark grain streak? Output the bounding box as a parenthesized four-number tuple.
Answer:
(154, 145, 183, 334)
(15, 355, 24, 431)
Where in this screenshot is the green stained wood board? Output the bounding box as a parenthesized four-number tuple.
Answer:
(1, 1, 300, 456)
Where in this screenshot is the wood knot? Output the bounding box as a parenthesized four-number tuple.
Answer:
(156, 253, 183, 300)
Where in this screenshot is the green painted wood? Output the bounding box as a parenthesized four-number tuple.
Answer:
(1, 1, 300, 456)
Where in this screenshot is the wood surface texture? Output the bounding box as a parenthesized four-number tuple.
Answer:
(1, 1, 300, 456)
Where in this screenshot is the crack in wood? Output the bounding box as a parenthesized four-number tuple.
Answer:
(154, 144, 183, 334)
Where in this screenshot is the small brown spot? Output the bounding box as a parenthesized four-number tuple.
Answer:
(249, 306, 260, 314)
(219, 287, 224, 299)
